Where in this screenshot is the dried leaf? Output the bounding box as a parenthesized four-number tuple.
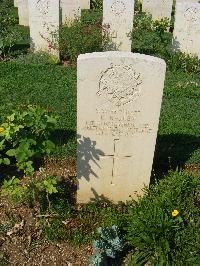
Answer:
(6, 220, 25, 236)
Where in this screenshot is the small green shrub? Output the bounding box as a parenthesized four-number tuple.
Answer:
(91, 226, 124, 266)
(135, 0, 142, 13)
(1, 175, 58, 207)
(126, 171, 200, 265)
(59, 13, 103, 63)
(132, 12, 200, 75)
(12, 52, 59, 65)
(0, 0, 22, 59)
(132, 12, 171, 55)
(91, 0, 103, 10)
(163, 50, 200, 74)
(1, 176, 28, 203)
(0, 105, 57, 175)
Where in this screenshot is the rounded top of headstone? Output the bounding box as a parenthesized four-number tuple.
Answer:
(78, 52, 166, 68)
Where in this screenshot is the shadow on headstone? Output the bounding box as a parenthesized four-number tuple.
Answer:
(77, 134, 105, 182)
(151, 133, 200, 183)
(90, 187, 112, 202)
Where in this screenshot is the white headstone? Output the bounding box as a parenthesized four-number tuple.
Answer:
(61, 0, 81, 26)
(177, 0, 199, 3)
(14, 0, 19, 7)
(142, 0, 173, 21)
(77, 52, 166, 203)
(29, 0, 60, 58)
(80, 0, 90, 9)
(103, 0, 135, 52)
(18, 0, 29, 26)
(173, 2, 200, 58)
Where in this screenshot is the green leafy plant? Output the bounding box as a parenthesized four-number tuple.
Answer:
(91, 0, 103, 10)
(1, 176, 27, 203)
(126, 171, 200, 265)
(0, 0, 22, 59)
(1, 175, 58, 207)
(0, 105, 57, 175)
(59, 12, 103, 63)
(163, 50, 200, 74)
(12, 52, 59, 65)
(134, 0, 142, 13)
(132, 12, 171, 55)
(36, 175, 58, 208)
(91, 226, 124, 266)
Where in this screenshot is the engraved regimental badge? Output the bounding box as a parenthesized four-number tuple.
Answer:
(97, 64, 142, 107)
(111, 0, 126, 16)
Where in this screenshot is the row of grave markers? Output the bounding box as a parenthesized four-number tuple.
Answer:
(14, 0, 200, 60)
(13, 1, 200, 202)
(14, 0, 89, 26)
(15, 0, 200, 25)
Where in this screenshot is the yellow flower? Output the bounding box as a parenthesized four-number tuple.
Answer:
(172, 209, 179, 217)
(0, 126, 5, 133)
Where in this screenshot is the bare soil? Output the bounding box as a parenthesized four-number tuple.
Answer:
(0, 158, 92, 266)
(0, 158, 199, 266)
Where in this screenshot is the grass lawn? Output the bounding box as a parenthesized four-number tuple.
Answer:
(0, 62, 199, 169)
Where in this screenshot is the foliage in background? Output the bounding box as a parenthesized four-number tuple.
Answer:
(163, 51, 200, 74)
(126, 171, 200, 265)
(132, 12, 200, 75)
(0, 105, 57, 175)
(134, 0, 142, 13)
(132, 12, 171, 55)
(12, 52, 60, 65)
(0, 0, 23, 59)
(59, 11, 103, 63)
(91, 0, 103, 11)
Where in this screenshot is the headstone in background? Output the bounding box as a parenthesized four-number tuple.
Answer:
(61, 0, 81, 26)
(177, 0, 199, 3)
(77, 52, 166, 203)
(14, 0, 19, 7)
(173, 2, 200, 58)
(142, 0, 173, 21)
(29, 0, 60, 58)
(18, 0, 29, 26)
(103, 0, 135, 52)
(80, 0, 90, 9)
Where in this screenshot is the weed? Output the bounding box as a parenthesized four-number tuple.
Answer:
(126, 171, 200, 265)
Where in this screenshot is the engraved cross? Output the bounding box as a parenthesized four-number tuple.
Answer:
(101, 139, 133, 184)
